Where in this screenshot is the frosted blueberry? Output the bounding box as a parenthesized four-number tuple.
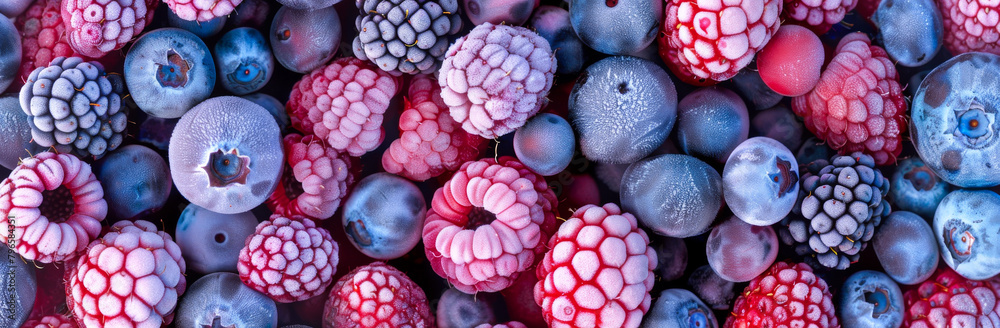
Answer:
(621, 154, 721, 237)
(933, 189, 1000, 280)
(723, 137, 799, 226)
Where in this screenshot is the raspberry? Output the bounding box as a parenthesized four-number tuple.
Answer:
(902, 267, 1000, 328)
(792, 32, 907, 166)
(267, 134, 355, 220)
(724, 262, 838, 328)
(15, 0, 76, 89)
(353, 0, 463, 75)
(322, 262, 432, 328)
(659, 0, 783, 85)
(67, 220, 186, 328)
(439, 22, 557, 139)
(938, 0, 1000, 55)
(61, 0, 158, 58)
(382, 75, 488, 181)
(21, 314, 77, 328)
(164, 0, 243, 22)
(423, 157, 558, 293)
(0, 152, 106, 263)
(533, 203, 655, 328)
(475, 323, 528, 328)
(782, 0, 858, 34)
(237, 215, 339, 303)
(286, 57, 401, 156)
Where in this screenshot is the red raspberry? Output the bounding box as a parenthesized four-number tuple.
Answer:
(792, 32, 906, 165)
(0, 152, 106, 263)
(267, 133, 355, 220)
(322, 262, 433, 328)
(164, 0, 242, 22)
(902, 267, 1000, 328)
(938, 0, 1000, 55)
(382, 75, 488, 181)
(724, 261, 838, 328)
(659, 0, 783, 85)
(237, 215, 339, 303)
(423, 157, 558, 294)
(475, 323, 528, 328)
(286, 57, 401, 156)
(61, 0, 158, 58)
(15, 0, 76, 89)
(533, 203, 655, 328)
(21, 314, 77, 328)
(67, 220, 186, 328)
(782, 0, 858, 34)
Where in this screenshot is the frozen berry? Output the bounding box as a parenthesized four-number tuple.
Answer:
(705, 216, 779, 282)
(568, 0, 662, 55)
(21, 314, 76, 328)
(872, 211, 939, 285)
(61, 0, 157, 58)
(621, 154, 722, 238)
(237, 216, 339, 303)
(1, 243, 35, 328)
(871, 0, 943, 67)
(750, 105, 805, 151)
(902, 267, 1000, 327)
(0, 94, 44, 170)
(724, 262, 838, 328)
(530, 6, 585, 75)
(436, 287, 499, 328)
(322, 262, 432, 328)
(94, 145, 172, 220)
(164, 0, 242, 22)
(353, 0, 463, 75)
(723, 137, 800, 226)
(934, 189, 1000, 280)
(269, 5, 341, 74)
(888, 157, 950, 219)
(214, 27, 274, 95)
(641, 289, 718, 328)
(175, 272, 279, 328)
(782, 0, 856, 34)
(838, 270, 904, 328)
(174, 204, 258, 275)
(125, 28, 216, 119)
(267, 133, 354, 221)
(0, 0, 31, 17)
(0, 12, 20, 93)
(688, 265, 736, 311)
(756, 24, 824, 97)
(938, 0, 1000, 55)
(342, 173, 426, 260)
(514, 113, 576, 176)
(675, 86, 750, 162)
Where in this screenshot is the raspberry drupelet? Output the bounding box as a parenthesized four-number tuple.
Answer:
(902, 267, 1000, 327)
(266, 133, 355, 220)
(322, 262, 433, 328)
(724, 261, 838, 328)
(164, 0, 243, 22)
(237, 215, 339, 303)
(61, 0, 158, 58)
(15, 0, 76, 88)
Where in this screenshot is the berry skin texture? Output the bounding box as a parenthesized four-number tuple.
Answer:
(322, 262, 433, 328)
(902, 267, 1000, 328)
(15, 0, 75, 90)
(534, 203, 655, 328)
(61, 0, 158, 58)
(782, 0, 857, 34)
(938, 0, 1000, 55)
(659, 0, 783, 85)
(756, 24, 824, 97)
(287, 57, 400, 157)
(353, 0, 463, 75)
(67, 220, 187, 328)
(439, 22, 557, 139)
(382, 74, 487, 181)
(267, 133, 354, 220)
(0, 152, 106, 263)
(165, 0, 243, 22)
(724, 262, 838, 328)
(237, 215, 339, 303)
(792, 32, 907, 166)
(21, 314, 77, 328)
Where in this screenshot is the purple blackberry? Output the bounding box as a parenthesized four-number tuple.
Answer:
(779, 152, 891, 270)
(353, 0, 462, 75)
(18, 57, 127, 159)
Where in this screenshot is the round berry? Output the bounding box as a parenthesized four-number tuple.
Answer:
(676, 86, 750, 162)
(934, 189, 1000, 280)
(838, 270, 904, 328)
(705, 216, 779, 282)
(175, 272, 278, 328)
(269, 5, 341, 74)
(94, 145, 172, 220)
(756, 24, 824, 97)
(641, 289, 718, 328)
(237, 216, 339, 303)
(341, 173, 426, 260)
(723, 137, 800, 226)
(266, 133, 354, 221)
(514, 113, 576, 176)
(873, 211, 939, 285)
(61, 0, 157, 58)
(322, 262, 432, 328)
(125, 28, 217, 119)
(725, 262, 838, 328)
(568, 0, 662, 55)
(164, 0, 241, 22)
(174, 204, 259, 275)
(621, 154, 722, 238)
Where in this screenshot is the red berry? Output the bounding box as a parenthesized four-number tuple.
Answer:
(782, 0, 858, 34)
(322, 262, 432, 328)
(21, 314, 77, 328)
(267, 134, 355, 220)
(725, 261, 838, 328)
(902, 267, 1000, 328)
(938, 0, 1000, 55)
(61, 0, 158, 58)
(164, 0, 242, 22)
(237, 215, 338, 303)
(757, 24, 825, 97)
(14, 0, 76, 90)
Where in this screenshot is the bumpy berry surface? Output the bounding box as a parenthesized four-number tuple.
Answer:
(534, 203, 655, 328)
(237, 215, 339, 303)
(61, 0, 158, 58)
(322, 262, 432, 328)
(0, 152, 106, 263)
(267, 133, 354, 220)
(67, 220, 186, 328)
(439, 22, 556, 139)
(423, 156, 558, 293)
(902, 267, 1000, 328)
(782, 0, 857, 34)
(165, 0, 242, 22)
(659, 0, 783, 85)
(21, 314, 77, 328)
(15, 0, 76, 89)
(382, 75, 486, 181)
(353, 0, 463, 75)
(287, 57, 400, 156)
(938, 0, 1000, 55)
(792, 33, 907, 166)
(724, 262, 838, 328)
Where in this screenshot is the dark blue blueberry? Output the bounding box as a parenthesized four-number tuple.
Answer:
(530, 6, 585, 75)
(174, 204, 259, 274)
(0, 17, 20, 93)
(95, 144, 173, 220)
(514, 113, 575, 176)
(641, 289, 718, 328)
(872, 0, 943, 67)
(216, 28, 274, 95)
(569, 0, 662, 55)
(677, 86, 750, 163)
(838, 270, 904, 328)
(889, 157, 950, 219)
(621, 154, 721, 238)
(341, 172, 426, 260)
(270, 5, 341, 74)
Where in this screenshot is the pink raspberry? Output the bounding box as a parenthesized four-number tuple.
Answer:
(902, 267, 1000, 328)
(287, 57, 401, 156)
(21, 314, 77, 328)
(439, 22, 557, 139)
(423, 157, 558, 293)
(782, 0, 857, 34)
(938, 0, 1000, 55)
(533, 203, 655, 328)
(322, 262, 433, 328)
(0, 152, 106, 263)
(792, 32, 907, 165)
(237, 215, 338, 303)
(267, 133, 355, 220)
(382, 74, 488, 181)
(164, 0, 242, 22)
(725, 261, 838, 328)
(61, 0, 158, 58)
(659, 0, 783, 85)
(475, 323, 528, 328)
(15, 0, 76, 88)
(67, 220, 186, 328)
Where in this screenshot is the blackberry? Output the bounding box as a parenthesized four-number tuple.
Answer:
(353, 0, 462, 75)
(18, 57, 127, 159)
(779, 152, 891, 270)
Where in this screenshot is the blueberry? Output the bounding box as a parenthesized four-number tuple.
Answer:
(0, 0, 31, 17)
(796, 137, 835, 167)
(215, 28, 274, 95)
(435, 288, 500, 328)
(463, 0, 536, 25)
(889, 157, 950, 219)
(0, 17, 20, 93)
(730, 69, 784, 111)
(911, 52, 1000, 188)
(621, 154, 722, 238)
(530, 6, 585, 75)
(270, 5, 341, 74)
(569, 0, 662, 55)
(641, 289, 718, 328)
(341, 173, 426, 260)
(705, 216, 779, 282)
(241, 93, 290, 134)
(723, 137, 800, 226)
(652, 236, 688, 282)
(227, 0, 271, 29)
(167, 9, 227, 38)
(688, 265, 736, 310)
(276, 0, 340, 10)
(0, 243, 35, 328)
(933, 189, 1000, 280)
(174, 204, 259, 275)
(175, 272, 278, 328)
(677, 86, 750, 163)
(751, 105, 804, 151)
(872, 0, 943, 67)
(514, 113, 576, 176)
(0, 94, 44, 170)
(872, 211, 938, 285)
(125, 28, 217, 119)
(837, 270, 904, 328)
(95, 144, 173, 220)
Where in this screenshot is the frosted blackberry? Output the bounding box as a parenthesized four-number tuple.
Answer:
(779, 152, 891, 270)
(18, 57, 126, 159)
(353, 0, 462, 75)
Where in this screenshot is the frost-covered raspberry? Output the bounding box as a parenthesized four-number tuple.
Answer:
(322, 262, 432, 328)
(15, 0, 76, 88)
(286, 57, 401, 156)
(21, 314, 77, 328)
(475, 323, 527, 328)
(237, 215, 338, 303)
(267, 134, 355, 220)
(902, 267, 1000, 328)
(18, 57, 127, 159)
(382, 74, 487, 181)
(725, 261, 838, 328)
(792, 32, 906, 165)
(533, 203, 655, 328)
(165, 0, 242, 22)
(659, 0, 783, 85)
(61, 0, 158, 58)
(0, 152, 105, 263)
(423, 156, 558, 293)
(938, 0, 1000, 55)
(67, 220, 186, 328)
(782, 0, 857, 34)
(439, 22, 557, 139)
(353, 0, 463, 75)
